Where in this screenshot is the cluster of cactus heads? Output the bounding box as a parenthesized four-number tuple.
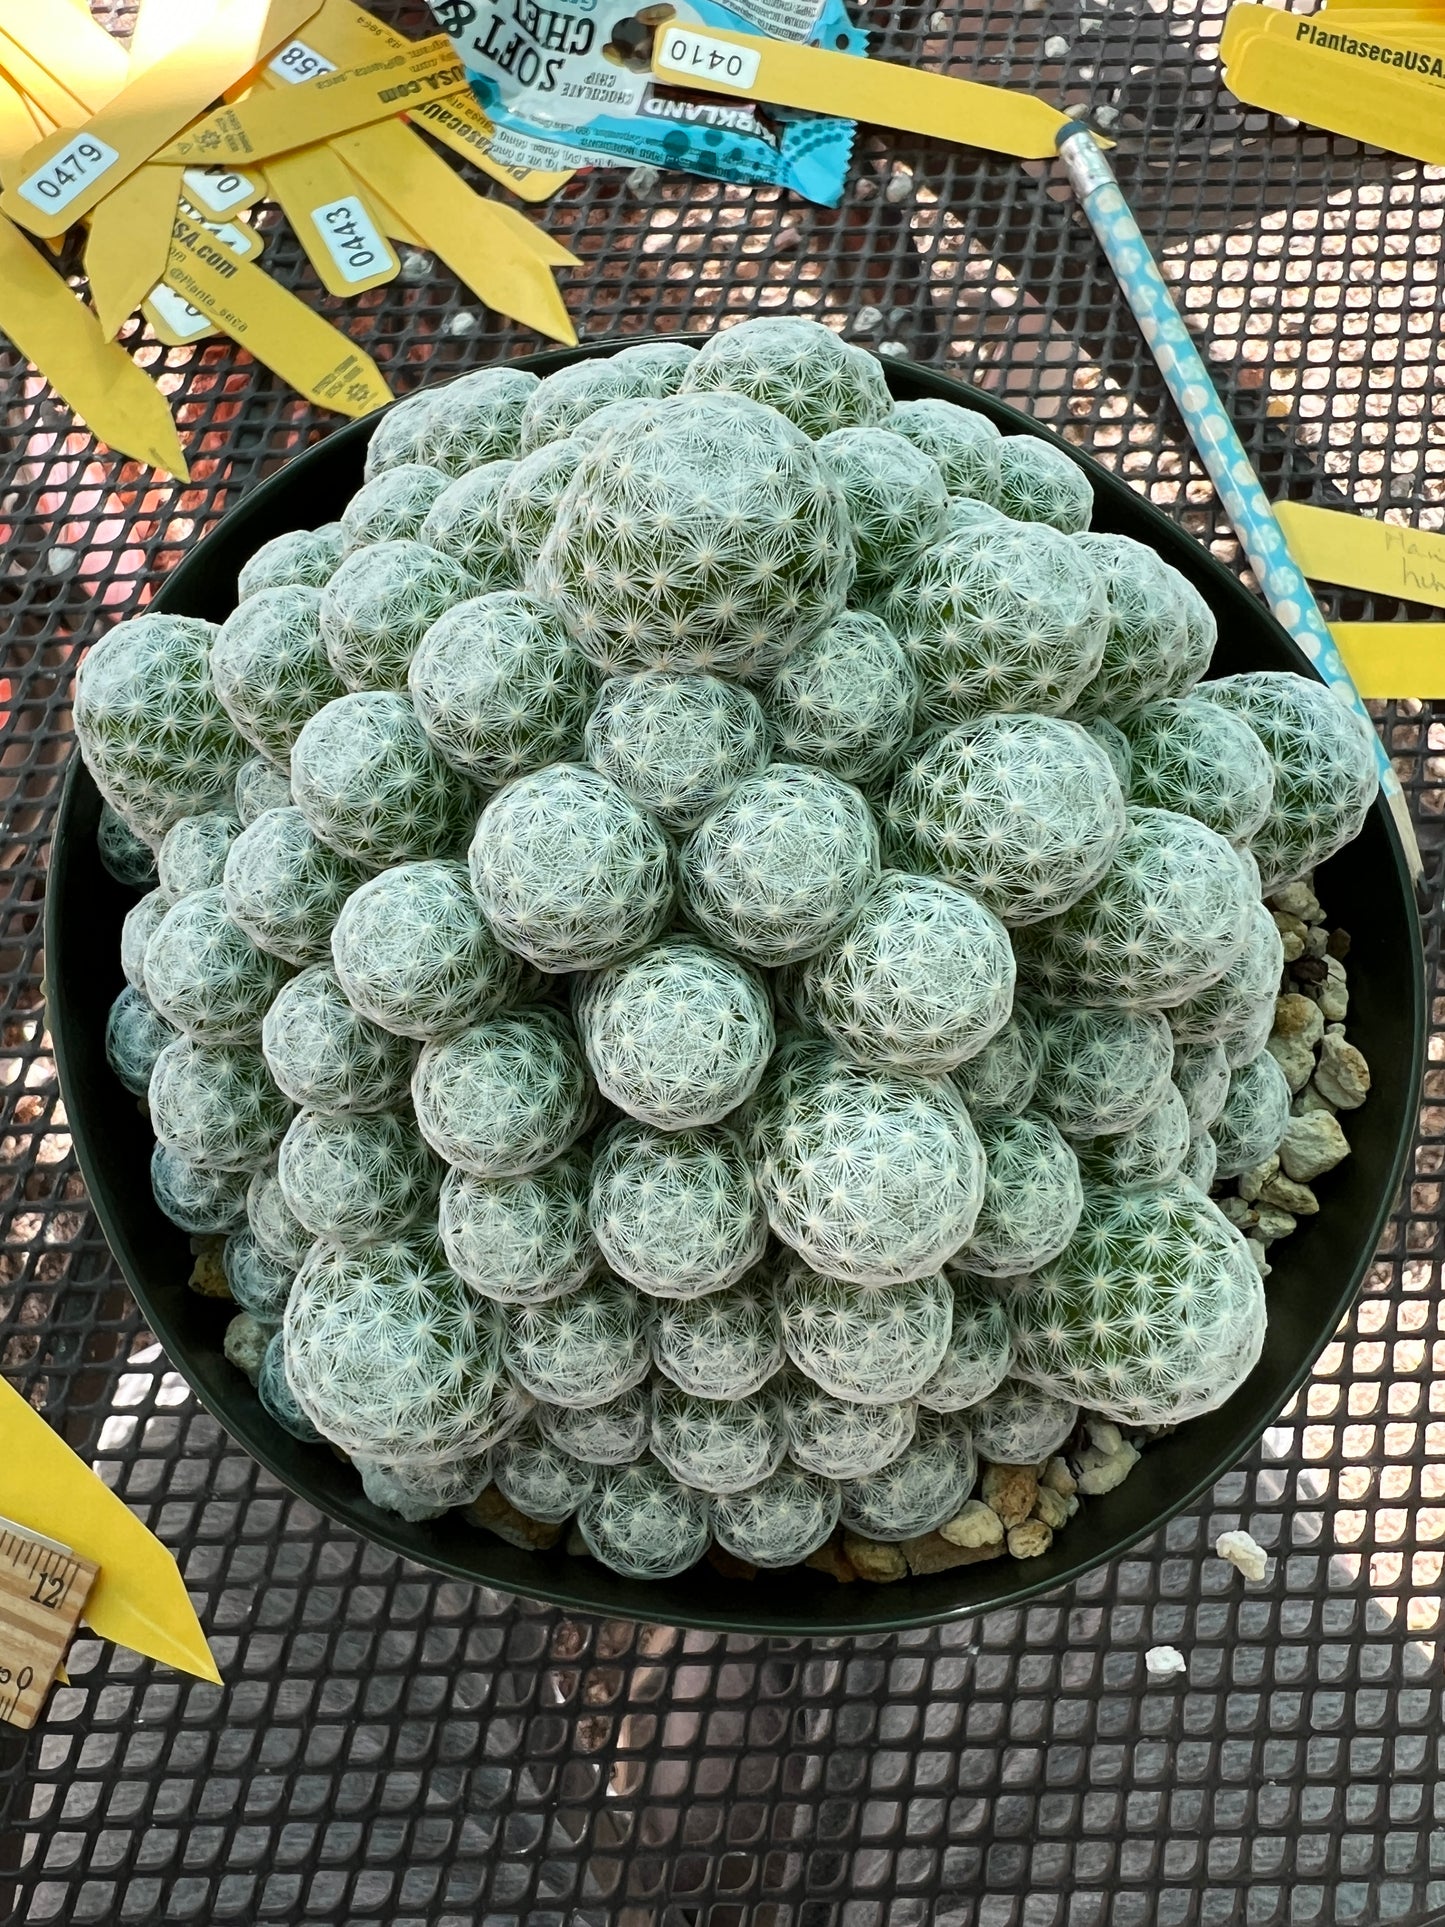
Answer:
(79, 327, 1378, 1584)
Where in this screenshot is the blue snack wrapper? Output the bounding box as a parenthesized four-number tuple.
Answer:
(428, 0, 865, 206)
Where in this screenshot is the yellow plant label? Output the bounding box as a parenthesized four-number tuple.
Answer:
(144, 198, 259, 345)
(0, 0, 321, 235)
(1332, 623, 1445, 697)
(162, 210, 392, 415)
(1275, 502, 1445, 611)
(182, 164, 263, 215)
(0, 0, 126, 109)
(0, 209, 188, 474)
(0, 32, 87, 128)
(0, 73, 34, 163)
(84, 162, 182, 339)
(645, 22, 1073, 157)
(262, 136, 399, 294)
(267, 37, 338, 84)
(156, 34, 467, 165)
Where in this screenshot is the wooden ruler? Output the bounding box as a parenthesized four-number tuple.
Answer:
(0, 1517, 97, 1729)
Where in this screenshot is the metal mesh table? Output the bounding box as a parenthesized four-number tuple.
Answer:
(4, 2, 1444, 1920)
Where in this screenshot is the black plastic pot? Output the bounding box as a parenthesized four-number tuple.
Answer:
(47, 340, 1426, 1635)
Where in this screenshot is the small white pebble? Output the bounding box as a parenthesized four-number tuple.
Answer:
(1145, 1645, 1187, 1678)
(1044, 36, 1069, 57)
(625, 164, 660, 198)
(1215, 1528, 1268, 1582)
(400, 250, 431, 283)
(878, 341, 908, 358)
(1078, 16, 1099, 31)
(852, 305, 884, 334)
(447, 311, 477, 336)
(1093, 104, 1119, 129)
(884, 173, 912, 205)
(929, 9, 948, 29)
(47, 546, 76, 575)
(888, 306, 912, 328)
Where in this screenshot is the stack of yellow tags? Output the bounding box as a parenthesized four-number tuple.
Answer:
(0, 0, 582, 479)
(1221, 0, 1445, 167)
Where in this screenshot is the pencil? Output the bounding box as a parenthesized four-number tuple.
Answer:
(1054, 120, 1422, 882)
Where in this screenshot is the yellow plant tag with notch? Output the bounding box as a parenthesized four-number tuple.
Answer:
(182, 164, 264, 217)
(1275, 502, 1445, 612)
(1331, 623, 1445, 696)
(0, 209, 188, 474)
(84, 164, 183, 339)
(0, 0, 322, 236)
(332, 117, 577, 344)
(154, 33, 467, 166)
(261, 140, 399, 296)
(144, 200, 259, 345)
(646, 22, 1075, 157)
(161, 209, 391, 414)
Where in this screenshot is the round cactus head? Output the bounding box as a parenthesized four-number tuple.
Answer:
(1167, 895, 1284, 1052)
(213, 581, 346, 770)
(993, 434, 1093, 532)
(438, 1150, 599, 1306)
(247, 1160, 314, 1270)
(795, 870, 1015, 1075)
(651, 1382, 785, 1493)
(584, 670, 771, 831)
(950, 1006, 1043, 1116)
(356, 1450, 495, 1522)
(223, 1228, 294, 1325)
(261, 965, 415, 1114)
(589, 1119, 766, 1298)
(284, 1231, 523, 1461)
(319, 540, 474, 694)
(1192, 672, 1378, 890)
(890, 397, 1003, 502)
(1031, 1004, 1176, 1137)
(577, 1457, 712, 1578)
(837, 1409, 978, 1542)
(145, 887, 293, 1041)
(815, 424, 949, 588)
(649, 1262, 782, 1400)
(760, 611, 917, 793)
(408, 590, 597, 786)
(1007, 1180, 1267, 1425)
(969, 1378, 1077, 1465)
(1210, 1048, 1292, 1179)
(74, 614, 248, 841)
(330, 858, 524, 1039)
(237, 524, 343, 599)
(1183, 1131, 1218, 1194)
(609, 338, 699, 392)
(412, 1007, 595, 1177)
(577, 940, 775, 1130)
(535, 1382, 650, 1465)
(468, 762, 674, 971)
(917, 1274, 1012, 1413)
(532, 391, 854, 680)
(149, 1033, 292, 1170)
(121, 888, 170, 994)
(98, 805, 157, 887)
(1067, 534, 1195, 716)
(502, 1274, 651, 1409)
(105, 986, 174, 1096)
(751, 1038, 985, 1284)
(1015, 807, 1256, 1011)
(1077, 1082, 1193, 1189)
(365, 388, 443, 477)
(882, 521, 1108, 726)
(1119, 695, 1275, 842)
(277, 1106, 439, 1245)
(519, 356, 662, 452)
(1173, 1038, 1231, 1133)
(884, 713, 1126, 926)
(151, 1141, 248, 1234)
(223, 806, 368, 968)
(340, 463, 448, 555)
(680, 763, 879, 967)
(233, 755, 293, 825)
(777, 1260, 953, 1404)
(495, 440, 580, 573)
(418, 461, 520, 591)
(962, 1112, 1085, 1276)
(678, 316, 892, 437)
(710, 1465, 841, 1569)
(776, 1369, 916, 1479)
(415, 365, 539, 474)
(491, 1421, 595, 1523)
(157, 810, 240, 901)
(568, 396, 653, 452)
(290, 691, 478, 868)
(257, 1330, 322, 1442)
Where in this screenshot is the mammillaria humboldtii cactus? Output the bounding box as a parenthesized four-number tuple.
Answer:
(145, 887, 293, 1041)
(584, 671, 770, 831)
(679, 763, 879, 967)
(950, 1007, 1043, 1116)
(491, 1421, 596, 1522)
(151, 1141, 248, 1234)
(532, 391, 854, 680)
(1166, 896, 1284, 1055)
(495, 441, 581, 572)
(776, 1370, 916, 1479)
(760, 612, 917, 794)
(649, 1265, 783, 1399)
(882, 522, 1108, 725)
(212, 587, 345, 769)
(469, 763, 673, 971)
(364, 388, 444, 477)
(340, 463, 448, 555)
(968, 1378, 1078, 1464)
(408, 591, 596, 786)
(963, 1113, 1085, 1276)
(290, 692, 478, 868)
(98, 804, 157, 887)
(415, 364, 538, 474)
(75, 614, 249, 842)
(815, 425, 948, 589)
(246, 1161, 314, 1270)
(577, 940, 775, 1129)
(319, 540, 474, 694)
(678, 315, 892, 437)
(1031, 1004, 1176, 1137)
(258, 1331, 322, 1442)
(917, 1275, 1012, 1413)
(1007, 1181, 1267, 1425)
(277, 1106, 439, 1246)
(223, 1228, 294, 1326)
(576, 1457, 712, 1578)
(1068, 533, 1194, 716)
(223, 807, 368, 968)
(1118, 696, 1275, 842)
(836, 1408, 978, 1542)
(418, 461, 520, 590)
(121, 888, 170, 994)
(535, 1383, 650, 1465)
(590, 1120, 766, 1298)
(1078, 1082, 1193, 1189)
(357, 1451, 495, 1522)
(105, 987, 174, 1096)
(777, 1262, 954, 1403)
(993, 434, 1093, 532)
(884, 713, 1126, 926)
(1191, 671, 1378, 889)
(890, 397, 1003, 501)
(148, 1034, 292, 1170)
(233, 756, 292, 825)
(156, 811, 241, 899)
(751, 1038, 985, 1284)
(503, 1274, 651, 1409)
(1173, 1039, 1231, 1133)
(650, 1382, 785, 1494)
(1184, 1130, 1218, 1194)
(237, 524, 342, 599)
(794, 870, 1015, 1075)
(438, 1150, 599, 1305)
(412, 1008, 594, 1177)
(519, 356, 661, 453)
(261, 966, 416, 1114)
(710, 1465, 842, 1568)
(1210, 1049, 1293, 1179)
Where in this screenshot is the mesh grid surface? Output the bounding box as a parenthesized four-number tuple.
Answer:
(4, 1, 1445, 1921)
